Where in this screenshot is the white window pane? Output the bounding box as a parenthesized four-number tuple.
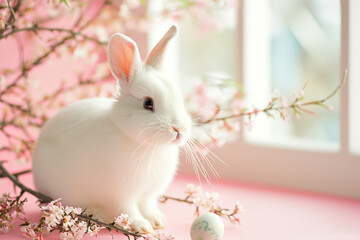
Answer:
(148, 1, 237, 89)
(176, 10, 238, 90)
(244, 0, 341, 151)
(349, 0, 360, 155)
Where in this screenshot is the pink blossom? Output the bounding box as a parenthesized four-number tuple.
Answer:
(203, 192, 220, 210)
(279, 109, 290, 123)
(87, 224, 102, 237)
(119, 4, 132, 18)
(59, 232, 75, 240)
(234, 201, 244, 213)
(114, 213, 133, 230)
(170, 9, 185, 21)
(272, 89, 281, 99)
(185, 184, 202, 197)
(193, 197, 204, 209)
(0, 9, 9, 29)
(146, 231, 175, 240)
(0, 224, 11, 234)
(280, 95, 288, 108)
(0, 74, 5, 91)
(64, 206, 74, 215)
(93, 63, 110, 81)
(195, 83, 209, 107)
(0, 193, 26, 233)
(231, 98, 245, 113)
(52, 205, 65, 219)
(124, 0, 141, 9)
(70, 221, 87, 239)
(64, 206, 82, 215)
(21, 224, 43, 239)
(194, 0, 210, 8)
(62, 215, 76, 231)
(44, 214, 60, 228)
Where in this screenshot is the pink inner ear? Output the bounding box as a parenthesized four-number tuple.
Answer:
(111, 37, 135, 81)
(118, 41, 134, 81)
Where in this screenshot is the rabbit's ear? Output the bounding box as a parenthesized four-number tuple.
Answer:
(146, 25, 178, 70)
(108, 34, 141, 86)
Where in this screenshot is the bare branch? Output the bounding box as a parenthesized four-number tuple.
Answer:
(197, 70, 348, 125)
(0, 162, 145, 238)
(0, 27, 106, 45)
(0, 161, 52, 202)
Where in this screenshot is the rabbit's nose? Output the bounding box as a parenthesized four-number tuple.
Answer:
(172, 126, 180, 133)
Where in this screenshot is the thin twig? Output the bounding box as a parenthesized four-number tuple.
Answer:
(160, 195, 192, 204)
(0, 27, 106, 45)
(0, 168, 31, 178)
(77, 214, 144, 239)
(0, 161, 52, 202)
(198, 70, 348, 125)
(6, 0, 16, 22)
(0, 162, 145, 239)
(0, 34, 74, 98)
(302, 69, 348, 106)
(0, 0, 21, 37)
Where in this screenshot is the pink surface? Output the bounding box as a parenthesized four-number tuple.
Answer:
(1, 162, 360, 240)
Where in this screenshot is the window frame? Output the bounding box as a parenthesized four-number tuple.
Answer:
(176, 0, 360, 199)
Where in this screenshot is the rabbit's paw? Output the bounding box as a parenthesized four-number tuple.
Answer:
(131, 218, 154, 234)
(142, 210, 165, 229)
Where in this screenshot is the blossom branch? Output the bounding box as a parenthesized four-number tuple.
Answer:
(0, 162, 145, 239)
(0, 168, 31, 178)
(197, 70, 347, 125)
(6, 0, 16, 23)
(160, 196, 192, 205)
(0, 26, 106, 45)
(0, 34, 73, 98)
(160, 184, 242, 224)
(0, 0, 21, 36)
(76, 214, 144, 239)
(0, 161, 52, 203)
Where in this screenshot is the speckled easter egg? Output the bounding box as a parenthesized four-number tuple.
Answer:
(190, 212, 225, 240)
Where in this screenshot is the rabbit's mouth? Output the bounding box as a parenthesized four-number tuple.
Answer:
(172, 133, 181, 144)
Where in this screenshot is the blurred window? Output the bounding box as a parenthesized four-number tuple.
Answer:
(349, 0, 360, 155)
(148, 0, 360, 197)
(243, 0, 341, 151)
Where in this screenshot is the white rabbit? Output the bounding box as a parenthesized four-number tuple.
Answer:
(32, 25, 192, 233)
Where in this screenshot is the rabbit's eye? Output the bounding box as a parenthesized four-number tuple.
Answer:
(143, 97, 154, 111)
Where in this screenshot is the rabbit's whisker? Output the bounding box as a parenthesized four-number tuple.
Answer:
(184, 143, 201, 182)
(192, 137, 229, 167)
(186, 140, 211, 184)
(189, 138, 220, 180)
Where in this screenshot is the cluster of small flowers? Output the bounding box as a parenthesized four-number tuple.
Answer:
(113, 213, 175, 239)
(185, 184, 243, 224)
(114, 213, 176, 239)
(186, 78, 243, 147)
(0, 7, 9, 30)
(114, 213, 132, 231)
(188, 76, 336, 142)
(20, 199, 102, 240)
(0, 193, 26, 233)
(146, 231, 175, 240)
(268, 89, 298, 123)
(164, 0, 237, 33)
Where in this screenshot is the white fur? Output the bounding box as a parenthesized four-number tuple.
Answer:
(32, 27, 191, 233)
